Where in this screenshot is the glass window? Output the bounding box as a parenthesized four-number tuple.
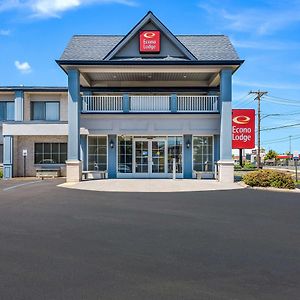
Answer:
(118, 136, 132, 173)
(0, 144, 3, 163)
(0, 102, 15, 121)
(31, 102, 60, 121)
(167, 136, 183, 173)
(193, 136, 213, 172)
(6, 102, 14, 121)
(88, 136, 107, 171)
(34, 143, 67, 164)
(46, 102, 60, 121)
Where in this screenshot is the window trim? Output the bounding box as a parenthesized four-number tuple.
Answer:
(0, 101, 15, 121)
(87, 135, 108, 172)
(34, 142, 67, 165)
(31, 101, 60, 121)
(192, 135, 214, 173)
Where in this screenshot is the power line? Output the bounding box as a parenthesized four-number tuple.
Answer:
(261, 122, 300, 131)
(266, 94, 300, 103)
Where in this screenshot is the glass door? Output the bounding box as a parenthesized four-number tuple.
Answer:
(151, 140, 166, 173)
(135, 140, 149, 174)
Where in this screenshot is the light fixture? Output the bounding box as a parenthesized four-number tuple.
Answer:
(183, 75, 187, 79)
(186, 140, 191, 149)
(110, 140, 114, 149)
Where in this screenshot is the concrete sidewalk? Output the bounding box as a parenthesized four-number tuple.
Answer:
(59, 179, 244, 193)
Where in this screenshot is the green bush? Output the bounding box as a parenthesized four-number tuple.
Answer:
(0, 168, 3, 179)
(243, 170, 295, 189)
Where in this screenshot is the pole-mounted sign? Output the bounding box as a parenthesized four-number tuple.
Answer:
(232, 109, 255, 149)
(139, 31, 161, 53)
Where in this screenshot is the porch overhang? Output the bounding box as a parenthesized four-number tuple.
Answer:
(56, 61, 244, 88)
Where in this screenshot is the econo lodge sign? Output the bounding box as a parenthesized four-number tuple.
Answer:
(139, 31, 160, 53)
(232, 109, 255, 149)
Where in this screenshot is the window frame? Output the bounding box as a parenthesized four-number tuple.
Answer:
(0, 101, 15, 121)
(87, 135, 108, 172)
(34, 142, 67, 165)
(192, 136, 214, 173)
(31, 101, 60, 121)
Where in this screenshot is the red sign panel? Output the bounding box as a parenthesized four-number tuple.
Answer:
(232, 109, 255, 149)
(139, 31, 160, 53)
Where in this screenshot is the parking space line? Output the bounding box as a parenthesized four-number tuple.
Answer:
(2, 180, 43, 192)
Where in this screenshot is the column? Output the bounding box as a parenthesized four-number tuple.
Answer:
(3, 136, 13, 179)
(66, 69, 82, 182)
(183, 134, 193, 179)
(170, 94, 177, 113)
(122, 94, 130, 113)
(15, 90, 24, 121)
(218, 69, 234, 183)
(108, 134, 117, 178)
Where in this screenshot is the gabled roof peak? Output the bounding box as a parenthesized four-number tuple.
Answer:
(103, 10, 197, 61)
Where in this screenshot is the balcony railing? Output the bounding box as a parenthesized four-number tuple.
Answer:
(130, 95, 170, 112)
(177, 95, 218, 112)
(82, 95, 123, 112)
(82, 95, 219, 113)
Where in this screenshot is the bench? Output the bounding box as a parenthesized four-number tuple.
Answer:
(82, 171, 107, 180)
(36, 167, 61, 179)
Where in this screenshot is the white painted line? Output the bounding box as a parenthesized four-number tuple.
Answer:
(3, 180, 42, 192)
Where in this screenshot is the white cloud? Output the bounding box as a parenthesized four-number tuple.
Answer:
(0, 29, 11, 35)
(199, 2, 300, 35)
(15, 61, 32, 74)
(0, 0, 137, 18)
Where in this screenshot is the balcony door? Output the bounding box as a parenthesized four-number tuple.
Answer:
(134, 138, 167, 177)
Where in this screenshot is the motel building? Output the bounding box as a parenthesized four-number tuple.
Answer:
(0, 12, 243, 183)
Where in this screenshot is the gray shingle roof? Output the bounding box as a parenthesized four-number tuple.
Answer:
(60, 35, 240, 62)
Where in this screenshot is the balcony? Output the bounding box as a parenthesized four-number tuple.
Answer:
(81, 95, 219, 113)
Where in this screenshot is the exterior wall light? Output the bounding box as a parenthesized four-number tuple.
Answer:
(186, 140, 191, 149)
(110, 140, 114, 149)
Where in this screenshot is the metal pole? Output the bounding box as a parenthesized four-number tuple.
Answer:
(23, 156, 26, 177)
(239, 149, 243, 167)
(295, 160, 298, 182)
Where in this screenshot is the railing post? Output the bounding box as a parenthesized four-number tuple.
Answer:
(170, 94, 177, 113)
(123, 94, 130, 113)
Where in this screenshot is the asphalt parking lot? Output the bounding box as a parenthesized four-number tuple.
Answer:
(0, 179, 299, 300)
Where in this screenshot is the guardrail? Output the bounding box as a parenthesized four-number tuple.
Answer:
(82, 95, 123, 112)
(82, 95, 219, 113)
(177, 96, 218, 112)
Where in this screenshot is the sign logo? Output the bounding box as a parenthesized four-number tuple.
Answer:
(232, 115, 251, 125)
(232, 109, 255, 149)
(139, 30, 160, 53)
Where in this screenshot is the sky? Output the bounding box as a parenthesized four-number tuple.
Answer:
(0, 0, 300, 154)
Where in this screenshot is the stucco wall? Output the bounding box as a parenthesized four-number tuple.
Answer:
(80, 114, 221, 135)
(13, 135, 67, 177)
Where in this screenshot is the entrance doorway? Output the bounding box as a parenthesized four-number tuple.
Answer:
(133, 138, 167, 177)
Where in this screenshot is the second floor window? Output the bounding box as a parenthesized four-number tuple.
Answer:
(0, 102, 15, 121)
(31, 101, 60, 121)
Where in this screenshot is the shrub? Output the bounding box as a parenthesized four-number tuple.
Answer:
(0, 168, 3, 179)
(243, 170, 295, 189)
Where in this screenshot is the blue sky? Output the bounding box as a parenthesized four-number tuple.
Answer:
(0, 0, 300, 153)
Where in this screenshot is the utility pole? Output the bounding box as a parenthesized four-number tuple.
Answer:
(249, 90, 268, 169)
(289, 135, 292, 154)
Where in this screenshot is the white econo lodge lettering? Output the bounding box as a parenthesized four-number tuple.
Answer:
(232, 126, 252, 143)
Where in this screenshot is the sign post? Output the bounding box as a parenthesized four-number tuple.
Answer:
(232, 109, 256, 166)
(22, 149, 28, 177)
(293, 151, 299, 182)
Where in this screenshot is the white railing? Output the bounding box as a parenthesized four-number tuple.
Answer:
(82, 95, 123, 112)
(130, 95, 170, 112)
(177, 96, 219, 112)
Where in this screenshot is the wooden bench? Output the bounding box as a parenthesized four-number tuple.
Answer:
(36, 167, 61, 179)
(82, 171, 107, 180)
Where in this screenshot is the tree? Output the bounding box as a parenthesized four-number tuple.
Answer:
(265, 149, 278, 160)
